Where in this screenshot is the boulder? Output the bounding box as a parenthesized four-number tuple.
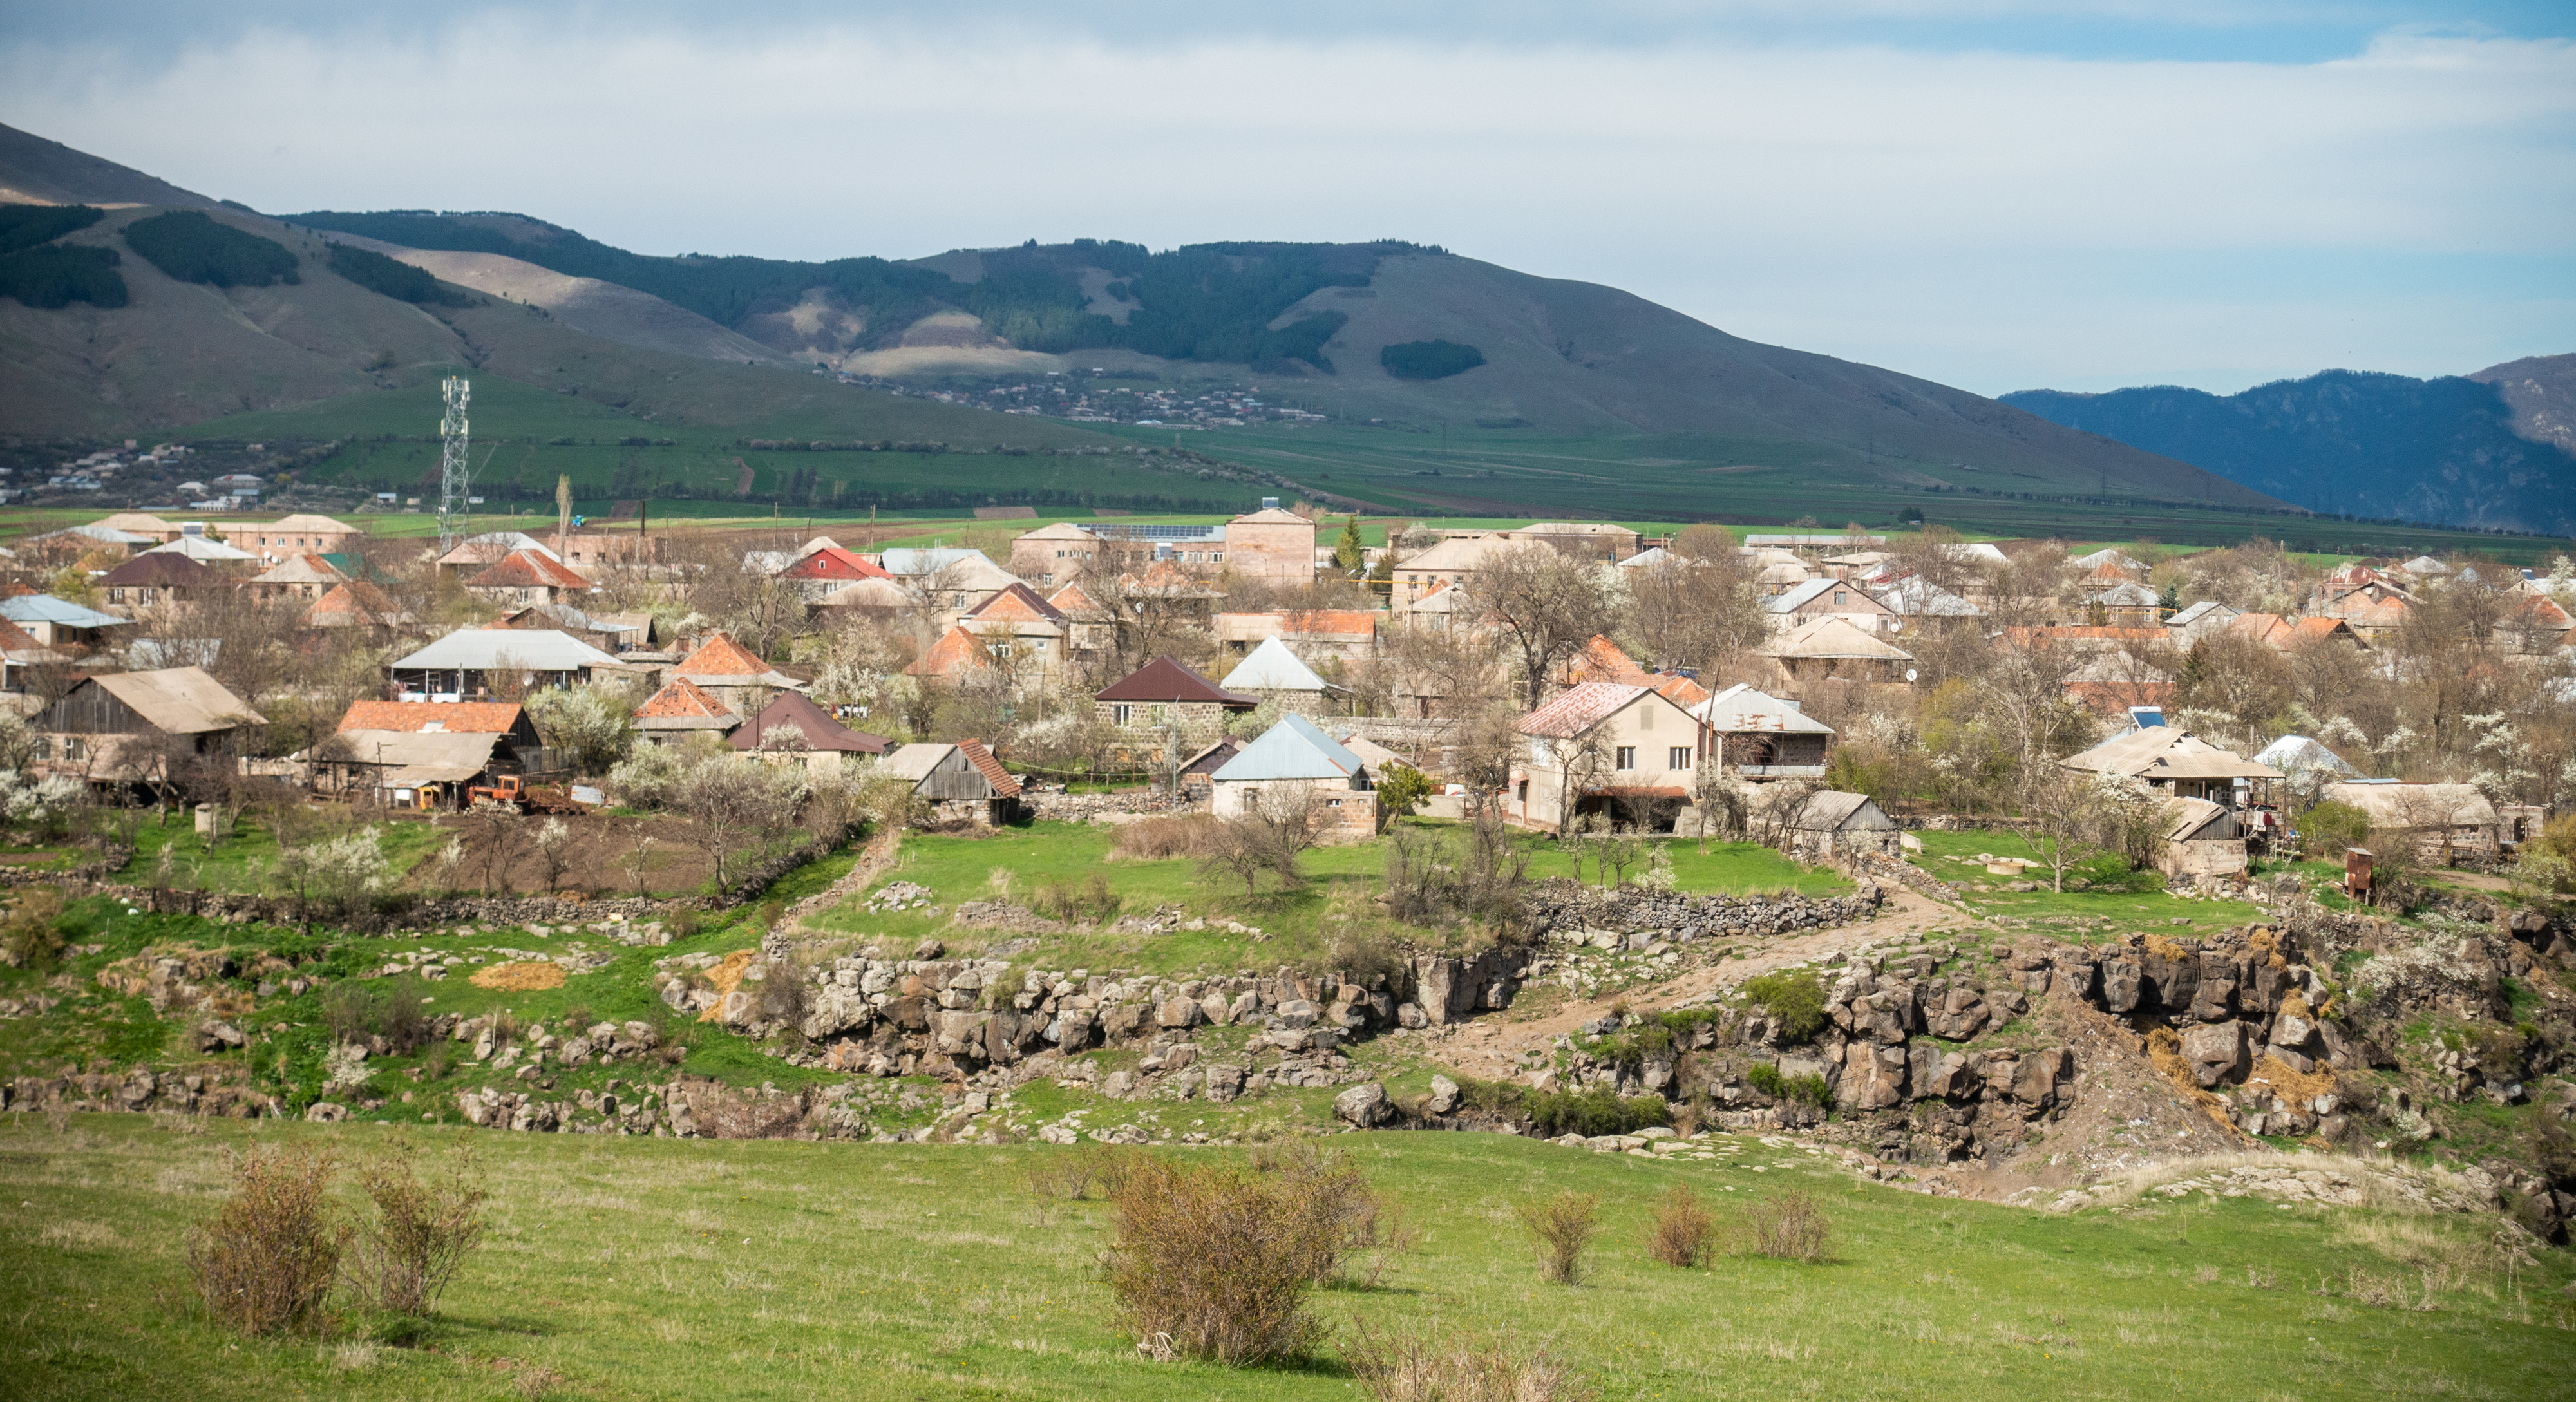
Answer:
(1396, 1002, 1428, 1029)
(1918, 1050, 1979, 1100)
(1926, 986, 1989, 1041)
(303, 1101, 349, 1123)
(2181, 1020, 2251, 1088)
(1155, 998, 1203, 1030)
(2271, 1012, 2320, 1052)
(1056, 1008, 1096, 1050)
(803, 987, 875, 1040)
(1836, 1042, 1908, 1110)
(1202, 1063, 1246, 1103)
(2188, 977, 2237, 1023)
(2099, 959, 2143, 1013)
(2012, 1048, 2072, 1112)
(1425, 1074, 1461, 1116)
(1272, 999, 1320, 1030)
(1100, 1003, 1148, 1041)
(191, 1021, 247, 1053)
(1334, 1082, 1395, 1128)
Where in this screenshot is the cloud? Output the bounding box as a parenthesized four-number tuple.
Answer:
(3, 19, 2569, 392)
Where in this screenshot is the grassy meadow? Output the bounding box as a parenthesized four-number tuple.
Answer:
(1900, 829, 2268, 937)
(4, 1113, 2570, 1402)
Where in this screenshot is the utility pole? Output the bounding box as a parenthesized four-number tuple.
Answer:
(555, 475, 571, 562)
(438, 376, 470, 554)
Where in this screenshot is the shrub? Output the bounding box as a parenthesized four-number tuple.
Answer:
(1021, 1143, 1135, 1202)
(1728, 1191, 1830, 1262)
(1742, 1061, 1830, 1106)
(0, 886, 66, 969)
(1032, 871, 1124, 924)
(1741, 971, 1828, 1043)
(1110, 813, 1218, 860)
(1648, 1183, 1716, 1268)
(345, 1141, 488, 1316)
(1103, 1153, 1363, 1364)
(122, 211, 299, 287)
(1514, 1190, 1600, 1285)
(1343, 1320, 1590, 1401)
(1327, 927, 1408, 989)
(187, 1146, 346, 1334)
(2300, 800, 2371, 859)
(1524, 1087, 1669, 1138)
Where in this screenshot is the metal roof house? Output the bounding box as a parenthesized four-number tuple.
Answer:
(390, 628, 623, 700)
(1207, 713, 1377, 837)
(1218, 637, 1341, 712)
(2059, 728, 2281, 803)
(730, 690, 892, 777)
(0, 594, 133, 649)
(1690, 683, 1835, 780)
(35, 666, 265, 786)
(879, 739, 1021, 826)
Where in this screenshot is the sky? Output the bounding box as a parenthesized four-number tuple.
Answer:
(3, 1, 2571, 396)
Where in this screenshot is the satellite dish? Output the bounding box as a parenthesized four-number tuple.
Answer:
(1905, 668, 1919, 682)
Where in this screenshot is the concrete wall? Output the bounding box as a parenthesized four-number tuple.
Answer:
(1224, 518, 1318, 582)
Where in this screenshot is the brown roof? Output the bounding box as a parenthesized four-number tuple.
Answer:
(1516, 681, 1650, 739)
(252, 553, 348, 587)
(1095, 655, 1256, 705)
(1046, 581, 1104, 617)
(467, 549, 591, 591)
(729, 691, 891, 754)
(100, 552, 229, 588)
(1564, 634, 1651, 685)
(957, 738, 1021, 797)
(965, 582, 1067, 625)
(338, 701, 526, 734)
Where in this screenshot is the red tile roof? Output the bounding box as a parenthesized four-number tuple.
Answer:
(674, 632, 769, 678)
(1516, 681, 1649, 739)
(634, 677, 737, 720)
(339, 700, 526, 734)
(958, 738, 1021, 797)
(779, 546, 893, 581)
(0, 616, 42, 652)
(467, 549, 590, 591)
(904, 626, 987, 677)
(1651, 673, 1710, 706)
(1565, 634, 1651, 685)
(300, 580, 404, 627)
(1046, 582, 1102, 615)
(1279, 609, 1379, 639)
(1095, 654, 1257, 705)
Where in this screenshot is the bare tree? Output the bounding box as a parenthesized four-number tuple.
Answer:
(676, 756, 809, 889)
(529, 816, 574, 892)
(1477, 542, 1621, 709)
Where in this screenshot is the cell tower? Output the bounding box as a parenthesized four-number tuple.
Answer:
(438, 375, 471, 553)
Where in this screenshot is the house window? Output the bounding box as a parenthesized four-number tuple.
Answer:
(1516, 779, 1529, 803)
(1615, 746, 1636, 770)
(1834, 591, 1848, 605)
(62, 737, 86, 761)
(1326, 798, 1343, 808)
(1669, 746, 1692, 771)
(33, 737, 50, 761)
(1112, 704, 1133, 726)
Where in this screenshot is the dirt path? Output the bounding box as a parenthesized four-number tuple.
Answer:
(782, 827, 905, 937)
(1430, 885, 1960, 1081)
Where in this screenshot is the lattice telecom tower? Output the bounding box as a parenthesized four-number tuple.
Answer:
(438, 375, 471, 553)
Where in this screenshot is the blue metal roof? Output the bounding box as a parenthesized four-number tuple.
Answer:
(0, 594, 129, 628)
(1209, 713, 1367, 784)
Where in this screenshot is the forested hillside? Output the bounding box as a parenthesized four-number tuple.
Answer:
(2003, 370, 2576, 536)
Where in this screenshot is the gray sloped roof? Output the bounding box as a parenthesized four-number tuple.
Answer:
(0, 594, 130, 628)
(1792, 790, 1893, 831)
(2251, 734, 2362, 779)
(1220, 637, 1331, 692)
(1210, 713, 1367, 783)
(390, 628, 622, 672)
(1692, 683, 1835, 735)
(2165, 600, 2237, 628)
(86, 667, 265, 734)
(1763, 578, 1840, 613)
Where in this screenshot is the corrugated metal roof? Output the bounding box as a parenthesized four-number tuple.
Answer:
(392, 628, 621, 672)
(84, 667, 265, 734)
(1209, 713, 1367, 783)
(1220, 637, 1329, 692)
(1692, 683, 1835, 735)
(1, 594, 131, 628)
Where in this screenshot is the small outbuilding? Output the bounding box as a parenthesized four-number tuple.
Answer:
(1756, 788, 1900, 863)
(1207, 714, 1376, 840)
(729, 691, 893, 777)
(880, 739, 1022, 826)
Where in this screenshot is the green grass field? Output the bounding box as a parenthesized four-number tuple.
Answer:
(1902, 829, 2267, 936)
(799, 820, 1848, 976)
(4, 1112, 2568, 1402)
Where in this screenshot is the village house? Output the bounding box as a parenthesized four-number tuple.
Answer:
(775, 545, 895, 601)
(1506, 521, 1642, 562)
(2323, 780, 2503, 866)
(1764, 578, 1899, 635)
(1208, 714, 1376, 839)
(299, 580, 411, 632)
(237, 513, 362, 561)
(2225, 614, 2365, 652)
(1509, 680, 1702, 833)
(466, 549, 594, 608)
(1213, 609, 1379, 663)
(956, 582, 1074, 680)
(249, 553, 347, 603)
(1755, 616, 1915, 698)
(2058, 727, 2281, 805)
(1752, 788, 1902, 864)
(1690, 683, 1833, 780)
(299, 699, 546, 804)
(144, 533, 258, 565)
(1095, 656, 1259, 748)
(669, 632, 803, 716)
(1390, 535, 1506, 613)
(1219, 636, 1343, 715)
(389, 628, 624, 700)
(1008, 522, 1103, 585)
(879, 739, 1021, 826)
(88, 512, 182, 544)
(2164, 600, 2243, 641)
(730, 690, 892, 777)
(435, 531, 560, 577)
(0, 594, 131, 650)
(35, 666, 265, 787)
(2157, 797, 2249, 878)
(632, 677, 741, 746)
(1224, 500, 1318, 582)
(97, 551, 232, 616)
(1743, 533, 1888, 559)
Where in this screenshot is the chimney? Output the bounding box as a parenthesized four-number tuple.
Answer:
(1261, 497, 1279, 511)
